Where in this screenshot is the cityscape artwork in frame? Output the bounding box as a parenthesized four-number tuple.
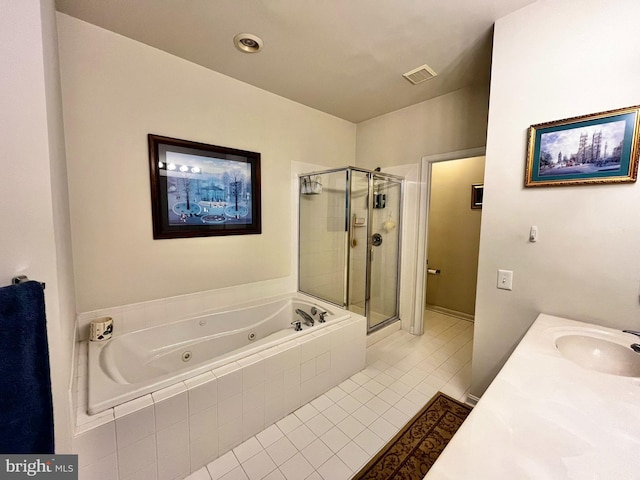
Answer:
(148, 134, 261, 239)
(525, 105, 640, 187)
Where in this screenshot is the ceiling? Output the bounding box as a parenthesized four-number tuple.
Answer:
(55, 0, 535, 123)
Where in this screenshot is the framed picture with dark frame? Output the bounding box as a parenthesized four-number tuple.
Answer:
(148, 134, 261, 239)
(471, 184, 483, 209)
(525, 105, 640, 187)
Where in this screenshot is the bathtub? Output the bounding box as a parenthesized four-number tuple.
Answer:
(88, 293, 350, 414)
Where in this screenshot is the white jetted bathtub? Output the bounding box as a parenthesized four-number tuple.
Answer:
(88, 293, 351, 414)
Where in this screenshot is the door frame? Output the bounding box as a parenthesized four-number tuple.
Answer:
(411, 147, 486, 336)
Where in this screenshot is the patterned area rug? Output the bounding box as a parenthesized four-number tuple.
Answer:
(353, 392, 472, 480)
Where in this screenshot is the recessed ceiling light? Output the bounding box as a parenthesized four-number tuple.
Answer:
(233, 33, 263, 53)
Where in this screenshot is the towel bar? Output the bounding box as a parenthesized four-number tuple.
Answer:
(11, 275, 45, 290)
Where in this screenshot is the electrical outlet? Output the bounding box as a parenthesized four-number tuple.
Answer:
(497, 269, 513, 290)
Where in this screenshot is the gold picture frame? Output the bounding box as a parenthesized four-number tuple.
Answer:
(525, 105, 640, 187)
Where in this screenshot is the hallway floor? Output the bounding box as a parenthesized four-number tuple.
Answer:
(185, 311, 473, 480)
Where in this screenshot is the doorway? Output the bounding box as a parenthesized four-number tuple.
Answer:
(426, 156, 485, 321)
(412, 147, 486, 336)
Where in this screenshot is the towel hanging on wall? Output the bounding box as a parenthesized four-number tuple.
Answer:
(0, 280, 54, 454)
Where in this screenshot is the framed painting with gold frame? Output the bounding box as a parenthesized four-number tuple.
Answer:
(524, 105, 640, 187)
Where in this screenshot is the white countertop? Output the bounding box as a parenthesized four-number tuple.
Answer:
(426, 313, 640, 480)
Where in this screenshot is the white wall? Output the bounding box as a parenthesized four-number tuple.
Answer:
(472, 0, 640, 396)
(56, 14, 356, 313)
(355, 84, 489, 169)
(0, 0, 75, 452)
(355, 84, 490, 335)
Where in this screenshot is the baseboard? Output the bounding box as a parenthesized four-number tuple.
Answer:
(425, 304, 474, 322)
(465, 393, 480, 407)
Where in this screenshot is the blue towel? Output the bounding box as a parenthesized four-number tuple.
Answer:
(0, 281, 54, 453)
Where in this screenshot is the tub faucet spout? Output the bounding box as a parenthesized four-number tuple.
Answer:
(295, 309, 314, 326)
(623, 330, 640, 339)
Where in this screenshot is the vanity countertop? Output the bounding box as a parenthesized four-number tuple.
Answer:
(425, 313, 640, 479)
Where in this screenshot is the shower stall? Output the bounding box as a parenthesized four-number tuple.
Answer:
(298, 167, 403, 333)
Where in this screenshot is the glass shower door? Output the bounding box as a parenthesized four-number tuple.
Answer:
(298, 170, 348, 306)
(347, 170, 370, 316)
(367, 175, 402, 330)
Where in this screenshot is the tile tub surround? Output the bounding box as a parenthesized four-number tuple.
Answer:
(184, 310, 473, 480)
(73, 313, 366, 480)
(426, 314, 640, 479)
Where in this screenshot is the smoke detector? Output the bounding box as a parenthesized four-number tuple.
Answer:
(233, 33, 264, 53)
(403, 64, 438, 85)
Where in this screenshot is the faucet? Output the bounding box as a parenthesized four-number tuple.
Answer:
(310, 306, 328, 323)
(295, 308, 314, 326)
(622, 330, 640, 353)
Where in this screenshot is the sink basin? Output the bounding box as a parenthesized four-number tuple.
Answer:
(555, 334, 640, 377)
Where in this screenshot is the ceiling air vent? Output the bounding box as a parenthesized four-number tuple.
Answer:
(403, 64, 438, 85)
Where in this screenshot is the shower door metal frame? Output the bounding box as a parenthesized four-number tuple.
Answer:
(297, 166, 404, 334)
(361, 168, 404, 333)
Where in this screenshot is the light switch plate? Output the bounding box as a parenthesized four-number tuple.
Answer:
(497, 269, 513, 290)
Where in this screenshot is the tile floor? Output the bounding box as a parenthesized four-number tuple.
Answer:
(185, 310, 473, 480)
